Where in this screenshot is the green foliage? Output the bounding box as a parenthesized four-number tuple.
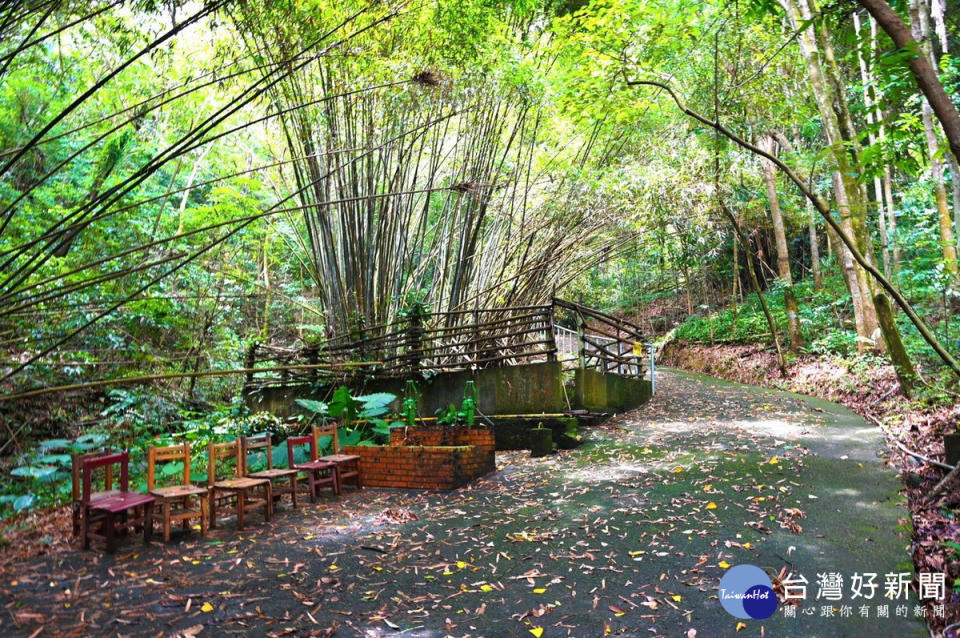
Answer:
(296, 387, 402, 448)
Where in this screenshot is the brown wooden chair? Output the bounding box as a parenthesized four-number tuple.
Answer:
(147, 443, 208, 542)
(207, 440, 271, 531)
(80, 451, 155, 553)
(242, 434, 298, 509)
(287, 435, 337, 503)
(71, 448, 115, 537)
(314, 423, 361, 494)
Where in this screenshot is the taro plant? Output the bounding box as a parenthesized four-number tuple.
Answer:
(2, 433, 109, 517)
(295, 386, 402, 448)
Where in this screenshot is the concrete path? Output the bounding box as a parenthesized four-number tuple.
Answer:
(1, 369, 924, 637)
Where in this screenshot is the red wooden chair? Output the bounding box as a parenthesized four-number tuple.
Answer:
(80, 451, 155, 553)
(287, 435, 337, 503)
(207, 440, 272, 531)
(242, 434, 298, 509)
(314, 423, 362, 494)
(71, 448, 115, 537)
(147, 443, 208, 542)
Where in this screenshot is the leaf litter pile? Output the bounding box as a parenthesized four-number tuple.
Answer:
(0, 372, 910, 637)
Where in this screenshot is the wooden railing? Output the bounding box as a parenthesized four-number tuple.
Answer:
(243, 298, 649, 389)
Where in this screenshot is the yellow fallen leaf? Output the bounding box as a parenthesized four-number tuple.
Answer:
(736, 621, 747, 632)
(671, 595, 682, 602)
(742, 542, 752, 549)
(533, 588, 547, 594)
(443, 571, 454, 576)
(530, 627, 544, 638)
(718, 561, 731, 569)
(480, 584, 494, 592)
(706, 502, 718, 510)
(673, 466, 684, 473)
(201, 602, 214, 613)
(456, 561, 467, 569)
(768, 457, 779, 465)
(628, 550, 646, 556)
(703, 484, 713, 491)
(373, 566, 383, 571)
(329, 564, 339, 571)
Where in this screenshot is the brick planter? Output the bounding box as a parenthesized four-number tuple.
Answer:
(342, 426, 495, 490)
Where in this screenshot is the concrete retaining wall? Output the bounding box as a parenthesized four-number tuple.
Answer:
(245, 361, 567, 418)
(574, 368, 652, 412)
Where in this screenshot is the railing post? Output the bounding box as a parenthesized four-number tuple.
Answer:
(648, 342, 656, 395)
(576, 311, 586, 370)
(473, 308, 480, 365)
(405, 310, 423, 375)
(546, 304, 557, 362)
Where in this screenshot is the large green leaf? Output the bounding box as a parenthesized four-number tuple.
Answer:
(13, 494, 36, 512)
(38, 439, 72, 451)
(295, 399, 328, 415)
(11, 466, 57, 479)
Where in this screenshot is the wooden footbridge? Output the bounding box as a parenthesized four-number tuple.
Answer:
(243, 298, 653, 391)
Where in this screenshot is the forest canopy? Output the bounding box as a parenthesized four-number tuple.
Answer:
(1, 0, 959, 459)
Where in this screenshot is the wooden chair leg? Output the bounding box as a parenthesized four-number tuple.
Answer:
(143, 503, 153, 544)
(307, 472, 317, 503)
(236, 491, 245, 531)
(332, 466, 341, 496)
(162, 500, 171, 542)
(209, 491, 217, 529)
(82, 507, 91, 549)
(200, 497, 208, 537)
(182, 496, 190, 533)
(264, 483, 272, 522)
(290, 475, 298, 509)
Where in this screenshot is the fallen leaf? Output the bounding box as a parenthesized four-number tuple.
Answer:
(529, 627, 544, 638)
(706, 502, 718, 510)
(200, 602, 213, 613)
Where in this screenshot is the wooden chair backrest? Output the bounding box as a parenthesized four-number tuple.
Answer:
(286, 435, 316, 468)
(81, 452, 129, 503)
(313, 423, 339, 454)
(241, 434, 273, 475)
(207, 440, 241, 485)
(147, 442, 190, 490)
(72, 449, 111, 502)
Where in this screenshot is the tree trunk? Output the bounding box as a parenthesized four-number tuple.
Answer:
(807, 200, 822, 290)
(854, 12, 892, 279)
(760, 134, 803, 350)
(874, 292, 916, 397)
(782, 0, 884, 351)
(882, 168, 901, 276)
(720, 200, 788, 375)
(909, 0, 959, 282)
(858, 0, 960, 167)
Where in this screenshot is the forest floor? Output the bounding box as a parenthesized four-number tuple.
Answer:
(0, 370, 930, 637)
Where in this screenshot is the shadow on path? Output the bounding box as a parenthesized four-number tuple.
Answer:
(0, 369, 924, 637)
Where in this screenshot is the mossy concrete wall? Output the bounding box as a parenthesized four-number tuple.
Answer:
(573, 369, 651, 413)
(244, 361, 567, 419)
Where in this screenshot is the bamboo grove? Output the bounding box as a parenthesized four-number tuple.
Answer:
(1, 0, 960, 412)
